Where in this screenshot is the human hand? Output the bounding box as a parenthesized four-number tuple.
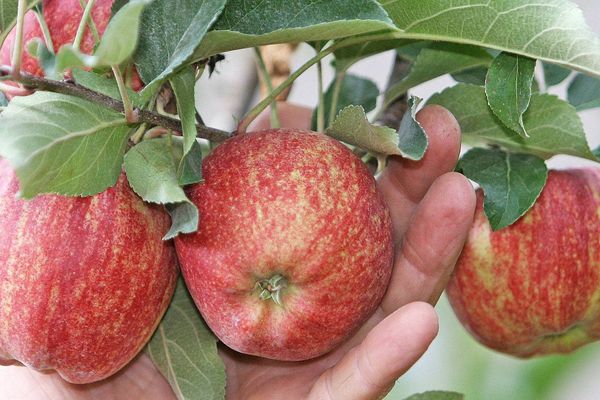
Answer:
(0, 102, 475, 400)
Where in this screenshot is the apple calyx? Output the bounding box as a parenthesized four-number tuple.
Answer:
(256, 274, 288, 306)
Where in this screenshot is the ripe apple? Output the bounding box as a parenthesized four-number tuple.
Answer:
(175, 129, 394, 361)
(447, 168, 600, 357)
(0, 0, 143, 94)
(0, 159, 177, 383)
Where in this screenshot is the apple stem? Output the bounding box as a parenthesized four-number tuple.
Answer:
(112, 65, 136, 123)
(73, 0, 96, 51)
(256, 274, 288, 306)
(315, 42, 325, 132)
(328, 70, 346, 129)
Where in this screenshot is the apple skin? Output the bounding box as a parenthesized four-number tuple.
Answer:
(0, 159, 177, 383)
(447, 168, 600, 357)
(175, 129, 394, 361)
(0, 0, 143, 93)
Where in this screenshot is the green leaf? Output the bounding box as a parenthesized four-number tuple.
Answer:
(177, 140, 203, 186)
(458, 147, 548, 230)
(567, 74, 600, 111)
(169, 67, 199, 183)
(384, 43, 492, 106)
(543, 62, 571, 87)
(380, 0, 600, 78)
(192, 0, 395, 60)
(428, 84, 596, 161)
(111, 0, 128, 16)
(71, 69, 143, 107)
(485, 52, 536, 138)
(147, 279, 226, 400)
(451, 66, 488, 85)
(326, 99, 427, 160)
(55, 0, 150, 71)
(403, 391, 464, 400)
(311, 74, 379, 131)
(397, 96, 428, 160)
(135, 0, 227, 96)
(0, 0, 39, 46)
(0, 91, 129, 198)
(123, 137, 199, 239)
(0, 92, 7, 106)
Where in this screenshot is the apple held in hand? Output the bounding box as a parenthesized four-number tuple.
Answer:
(447, 168, 600, 357)
(0, 159, 177, 384)
(175, 129, 394, 361)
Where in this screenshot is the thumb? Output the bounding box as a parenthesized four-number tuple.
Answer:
(307, 302, 439, 400)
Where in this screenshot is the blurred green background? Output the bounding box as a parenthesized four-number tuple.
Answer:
(385, 296, 600, 400)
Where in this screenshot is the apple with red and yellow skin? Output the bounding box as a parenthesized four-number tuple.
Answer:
(447, 168, 600, 357)
(175, 129, 394, 361)
(0, 0, 143, 94)
(0, 159, 177, 383)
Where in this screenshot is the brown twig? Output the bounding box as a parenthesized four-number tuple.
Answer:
(376, 54, 412, 130)
(0, 67, 232, 142)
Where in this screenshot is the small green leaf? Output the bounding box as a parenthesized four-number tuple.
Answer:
(311, 74, 379, 131)
(326, 100, 427, 160)
(147, 279, 226, 400)
(327, 105, 398, 155)
(428, 84, 596, 161)
(0, 91, 130, 198)
(403, 391, 464, 400)
(594, 146, 600, 160)
(451, 66, 488, 85)
(459, 147, 548, 230)
(177, 140, 203, 186)
(485, 52, 536, 138)
(397, 96, 428, 160)
(567, 74, 600, 111)
(135, 0, 228, 96)
(169, 67, 199, 183)
(124, 137, 199, 239)
(384, 43, 492, 107)
(56, 0, 150, 71)
(543, 63, 571, 87)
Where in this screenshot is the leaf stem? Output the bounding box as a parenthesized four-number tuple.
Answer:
(316, 60, 325, 132)
(328, 70, 346, 128)
(11, 0, 28, 79)
(253, 47, 280, 128)
(112, 65, 134, 123)
(74, 0, 96, 51)
(0, 67, 232, 142)
(34, 7, 55, 54)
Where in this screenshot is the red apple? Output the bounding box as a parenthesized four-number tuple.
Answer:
(175, 129, 394, 361)
(447, 168, 600, 357)
(0, 0, 143, 95)
(0, 159, 177, 383)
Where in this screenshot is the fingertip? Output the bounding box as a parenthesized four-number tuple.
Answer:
(431, 172, 477, 227)
(417, 104, 461, 144)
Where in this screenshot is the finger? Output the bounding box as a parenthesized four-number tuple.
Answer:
(382, 172, 475, 314)
(248, 102, 313, 131)
(307, 302, 438, 400)
(378, 105, 462, 241)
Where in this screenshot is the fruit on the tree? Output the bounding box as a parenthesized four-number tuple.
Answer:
(175, 129, 394, 361)
(447, 168, 600, 357)
(0, 0, 143, 93)
(0, 159, 177, 384)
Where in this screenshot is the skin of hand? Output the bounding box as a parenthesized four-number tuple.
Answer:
(0, 102, 475, 400)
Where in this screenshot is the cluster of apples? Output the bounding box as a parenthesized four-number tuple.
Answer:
(1, 0, 600, 388)
(0, 0, 394, 384)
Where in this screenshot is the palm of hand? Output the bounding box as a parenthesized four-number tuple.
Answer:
(0, 105, 475, 400)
